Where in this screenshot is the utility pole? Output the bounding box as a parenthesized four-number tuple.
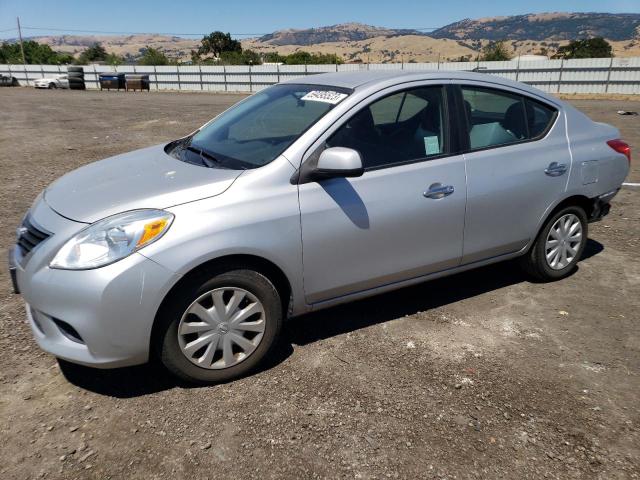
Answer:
(17, 17, 29, 85)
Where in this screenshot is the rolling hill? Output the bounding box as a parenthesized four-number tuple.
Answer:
(16, 12, 640, 64)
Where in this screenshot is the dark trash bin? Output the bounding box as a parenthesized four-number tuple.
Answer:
(0, 74, 18, 86)
(125, 74, 150, 91)
(99, 72, 126, 91)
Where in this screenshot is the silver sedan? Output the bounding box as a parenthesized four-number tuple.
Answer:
(10, 71, 630, 384)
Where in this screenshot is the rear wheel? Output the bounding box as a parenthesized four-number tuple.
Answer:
(520, 205, 588, 281)
(157, 269, 282, 384)
(48, 83, 56, 89)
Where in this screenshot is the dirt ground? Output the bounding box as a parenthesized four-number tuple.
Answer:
(0, 88, 639, 480)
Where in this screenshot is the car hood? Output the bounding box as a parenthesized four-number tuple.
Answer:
(44, 144, 243, 223)
(35, 77, 59, 83)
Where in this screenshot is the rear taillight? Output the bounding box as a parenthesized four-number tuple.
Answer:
(607, 139, 631, 164)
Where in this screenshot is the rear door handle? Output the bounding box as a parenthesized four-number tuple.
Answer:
(544, 162, 568, 176)
(423, 183, 454, 199)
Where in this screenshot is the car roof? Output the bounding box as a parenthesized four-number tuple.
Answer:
(281, 70, 558, 104)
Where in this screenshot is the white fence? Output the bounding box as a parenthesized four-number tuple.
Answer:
(2, 57, 640, 94)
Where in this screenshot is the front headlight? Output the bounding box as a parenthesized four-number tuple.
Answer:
(50, 209, 174, 270)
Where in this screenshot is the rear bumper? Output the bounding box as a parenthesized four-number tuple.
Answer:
(588, 189, 618, 223)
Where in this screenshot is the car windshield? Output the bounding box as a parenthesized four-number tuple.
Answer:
(168, 84, 351, 169)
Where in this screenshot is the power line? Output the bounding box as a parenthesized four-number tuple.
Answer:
(22, 26, 237, 36)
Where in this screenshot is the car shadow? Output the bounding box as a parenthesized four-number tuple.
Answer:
(59, 239, 603, 397)
(287, 239, 603, 345)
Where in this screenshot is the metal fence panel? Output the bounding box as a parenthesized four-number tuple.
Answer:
(1, 59, 640, 94)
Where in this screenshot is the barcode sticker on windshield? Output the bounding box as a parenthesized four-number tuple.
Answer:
(301, 90, 348, 104)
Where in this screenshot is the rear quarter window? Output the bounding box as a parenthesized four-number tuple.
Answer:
(526, 99, 557, 138)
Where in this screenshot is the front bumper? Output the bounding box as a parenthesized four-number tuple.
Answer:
(8, 246, 19, 294)
(11, 201, 181, 368)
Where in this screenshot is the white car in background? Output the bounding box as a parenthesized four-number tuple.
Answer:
(34, 74, 69, 89)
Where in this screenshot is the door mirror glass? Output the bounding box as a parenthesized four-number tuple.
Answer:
(314, 147, 364, 180)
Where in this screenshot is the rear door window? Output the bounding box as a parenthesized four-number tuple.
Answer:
(461, 86, 557, 151)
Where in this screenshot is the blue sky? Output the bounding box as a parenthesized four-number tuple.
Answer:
(0, 0, 638, 39)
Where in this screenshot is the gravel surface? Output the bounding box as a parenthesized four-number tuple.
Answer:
(0, 88, 639, 479)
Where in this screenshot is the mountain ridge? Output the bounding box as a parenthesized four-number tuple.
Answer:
(10, 12, 640, 63)
(430, 12, 640, 41)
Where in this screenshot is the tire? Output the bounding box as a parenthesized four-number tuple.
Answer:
(48, 83, 56, 89)
(67, 72, 85, 79)
(158, 269, 283, 384)
(520, 205, 588, 281)
(68, 78, 86, 90)
(67, 66, 84, 73)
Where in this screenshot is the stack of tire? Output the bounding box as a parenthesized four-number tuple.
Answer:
(67, 66, 86, 90)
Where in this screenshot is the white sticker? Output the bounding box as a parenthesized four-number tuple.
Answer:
(424, 136, 440, 155)
(301, 90, 348, 104)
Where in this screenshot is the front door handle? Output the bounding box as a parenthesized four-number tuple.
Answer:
(423, 183, 454, 199)
(544, 162, 568, 176)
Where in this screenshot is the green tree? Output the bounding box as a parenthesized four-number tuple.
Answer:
(218, 49, 262, 65)
(0, 40, 73, 64)
(282, 51, 342, 65)
(137, 47, 170, 65)
(263, 51, 287, 63)
(480, 41, 512, 61)
(556, 38, 613, 59)
(105, 52, 124, 65)
(198, 31, 241, 58)
(77, 43, 108, 64)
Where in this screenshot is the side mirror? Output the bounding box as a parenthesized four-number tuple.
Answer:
(291, 147, 365, 185)
(313, 147, 364, 181)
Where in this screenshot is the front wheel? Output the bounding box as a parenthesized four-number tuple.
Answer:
(520, 205, 588, 281)
(48, 83, 56, 89)
(157, 269, 283, 384)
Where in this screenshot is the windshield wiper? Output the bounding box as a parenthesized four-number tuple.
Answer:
(186, 145, 221, 168)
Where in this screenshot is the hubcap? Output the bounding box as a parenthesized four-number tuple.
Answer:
(177, 287, 266, 370)
(545, 213, 583, 270)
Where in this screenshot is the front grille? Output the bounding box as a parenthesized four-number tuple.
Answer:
(17, 215, 51, 256)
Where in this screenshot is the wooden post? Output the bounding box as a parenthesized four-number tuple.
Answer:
(17, 17, 29, 86)
(199, 65, 203, 91)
